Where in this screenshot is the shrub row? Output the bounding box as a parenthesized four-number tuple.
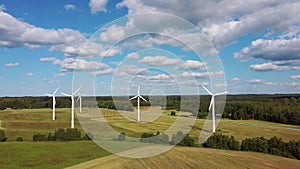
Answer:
(203, 134, 300, 160)
(33, 128, 93, 141)
(117, 131, 195, 147)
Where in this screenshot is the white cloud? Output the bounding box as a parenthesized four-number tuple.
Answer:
(0, 4, 6, 12)
(116, 0, 300, 50)
(114, 65, 149, 77)
(0, 11, 86, 53)
(41, 57, 113, 72)
(55, 73, 66, 77)
(139, 55, 179, 66)
(247, 79, 273, 85)
(5, 62, 19, 67)
(99, 18, 136, 43)
(89, 0, 108, 14)
(249, 60, 300, 72)
(290, 75, 300, 80)
(231, 78, 241, 83)
(181, 71, 223, 79)
(25, 72, 33, 76)
(54, 58, 101, 71)
(126, 52, 139, 60)
(64, 4, 76, 11)
(40, 57, 57, 62)
(136, 73, 174, 83)
(93, 68, 115, 75)
(51, 41, 121, 58)
(234, 37, 300, 62)
(176, 60, 207, 70)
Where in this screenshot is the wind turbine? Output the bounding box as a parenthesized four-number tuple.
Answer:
(129, 84, 147, 122)
(46, 88, 59, 121)
(202, 85, 228, 133)
(76, 92, 83, 113)
(61, 87, 81, 128)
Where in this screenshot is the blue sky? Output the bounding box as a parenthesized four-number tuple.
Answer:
(0, 0, 299, 96)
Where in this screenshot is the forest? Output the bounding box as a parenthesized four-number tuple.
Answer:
(0, 94, 299, 125)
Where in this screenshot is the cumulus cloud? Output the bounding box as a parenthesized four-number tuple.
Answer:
(55, 73, 66, 77)
(93, 68, 115, 75)
(40, 57, 114, 73)
(231, 78, 241, 83)
(181, 71, 224, 79)
(117, 0, 300, 49)
(234, 37, 300, 62)
(64, 4, 76, 11)
(0, 11, 86, 54)
(5, 62, 19, 67)
(176, 60, 207, 70)
(234, 36, 300, 72)
(126, 52, 139, 60)
(40, 57, 57, 62)
(249, 60, 300, 72)
(25, 72, 33, 76)
(136, 73, 174, 83)
(114, 64, 149, 77)
(247, 79, 273, 85)
(290, 75, 300, 80)
(139, 55, 179, 66)
(89, 0, 108, 14)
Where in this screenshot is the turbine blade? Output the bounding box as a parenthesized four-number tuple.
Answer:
(53, 88, 59, 95)
(139, 95, 147, 102)
(45, 94, 52, 97)
(61, 92, 72, 97)
(129, 95, 138, 100)
(201, 85, 213, 95)
(214, 91, 229, 96)
(138, 84, 140, 95)
(76, 96, 80, 102)
(209, 99, 213, 111)
(73, 87, 81, 95)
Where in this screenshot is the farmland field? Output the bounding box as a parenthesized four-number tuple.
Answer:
(68, 146, 300, 169)
(0, 107, 299, 168)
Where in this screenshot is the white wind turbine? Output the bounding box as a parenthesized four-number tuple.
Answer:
(76, 92, 83, 113)
(129, 84, 147, 122)
(202, 85, 228, 133)
(61, 87, 81, 128)
(46, 88, 59, 121)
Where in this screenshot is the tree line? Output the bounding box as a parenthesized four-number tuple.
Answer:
(203, 134, 299, 160)
(0, 94, 299, 125)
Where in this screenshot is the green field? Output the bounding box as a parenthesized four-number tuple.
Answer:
(0, 107, 299, 168)
(0, 141, 109, 169)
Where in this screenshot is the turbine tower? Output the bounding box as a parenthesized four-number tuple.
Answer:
(129, 84, 147, 122)
(61, 87, 81, 128)
(202, 85, 228, 133)
(46, 88, 59, 121)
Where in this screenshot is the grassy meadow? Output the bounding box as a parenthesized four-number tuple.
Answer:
(0, 141, 110, 169)
(0, 107, 299, 168)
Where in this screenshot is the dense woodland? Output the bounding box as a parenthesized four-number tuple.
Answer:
(0, 94, 299, 125)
